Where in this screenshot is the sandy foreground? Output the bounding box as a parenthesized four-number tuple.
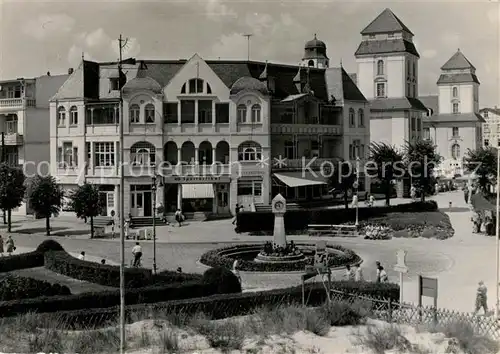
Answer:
(119, 317, 497, 354)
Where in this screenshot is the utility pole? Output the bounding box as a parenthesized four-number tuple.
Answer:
(2, 132, 5, 224)
(243, 33, 253, 61)
(118, 34, 128, 354)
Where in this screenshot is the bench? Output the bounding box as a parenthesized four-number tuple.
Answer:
(308, 224, 359, 237)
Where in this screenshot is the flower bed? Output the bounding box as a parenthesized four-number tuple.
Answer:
(0, 275, 71, 301)
(363, 225, 393, 240)
(199, 243, 361, 272)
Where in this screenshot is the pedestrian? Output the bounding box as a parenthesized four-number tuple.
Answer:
(474, 281, 488, 315)
(232, 204, 243, 225)
(132, 242, 142, 267)
(410, 186, 416, 201)
(377, 265, 388, 283)
(78, 251, 85, 260)
(369, 194, 375, 207)
(5, 235, 15, 256)
(101, 259, 106, 265)
(174, 209, 184, 227)
(124, 218, 130, 239)
(345, 264, 355, 281)
(232, 259, 241, 284)
(354, 264, 364, 282)
(375, 261, 382, 282)
(0, 235, 4, 257)
(110, 210, 117, 238)
(472, 211, 480, 233)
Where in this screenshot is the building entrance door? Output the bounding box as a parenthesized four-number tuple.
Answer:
(131, 191, 153, 217)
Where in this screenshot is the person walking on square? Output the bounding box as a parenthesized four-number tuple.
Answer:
(474, 281, 488, 315)
(110, 210, 117, 238)
(132, 242, 142, 267)
(232, 204, 243, 225)
(5, 235, 14, 256)
(232, 259, 241, 284)
(410, 186, 416, 201)
(354, 264, 364, 282)
(175, 209, 184, 227)
(78, 251, 85, 260)
(345, 264, 356, 281)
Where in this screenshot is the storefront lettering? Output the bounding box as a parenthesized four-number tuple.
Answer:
(166, 176, 231, 183)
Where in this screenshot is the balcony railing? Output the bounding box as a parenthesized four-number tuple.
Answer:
(271, 123, 342, 135)
(5, 121, 18, 134)
(161, 163, 231, 176)
(0, 98, 35, 109)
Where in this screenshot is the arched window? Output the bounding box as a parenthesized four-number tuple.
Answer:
(358, 109, 364, 127)
(144, 104, 155, 123)
(189, 78, 204, 94)
(349, 108, 355, 127)
(377, 60, 384, 75)
(451, 144, 460, 160)
(130, 142, 156, 166)
(452, 87, 458, 98)
(129, 104, 140, 123)
(70, 106, 78, 125)
(57, 107, 66, 126)
(238, 141, 262, 161)
(453, 103, 459, 114)
(251, 104, 261, 123)
(237, 104, 247, 123)
(308, 60, 314, 67)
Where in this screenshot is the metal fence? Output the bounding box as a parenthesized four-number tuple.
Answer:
(330, 289, 500, 340)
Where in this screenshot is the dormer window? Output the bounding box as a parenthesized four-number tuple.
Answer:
(110, 78, 119, 91)
(377, 60, 384, 76)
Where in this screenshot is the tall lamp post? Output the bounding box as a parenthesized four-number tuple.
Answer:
(495, 147, 500, 319)
(355, 156, 360, 227)
(151, 174, 162, 275)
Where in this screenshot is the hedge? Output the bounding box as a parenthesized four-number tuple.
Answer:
(33, 281, 400, 329)
(0, 279, 215, 318)
(0, 251, 44, 273)
(237, 201, 438, 233)
(200, 243, 361, 272)
(44, 251, 153, 288)
(0, 275, 71, 301)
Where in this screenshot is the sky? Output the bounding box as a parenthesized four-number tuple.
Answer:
(0, 0, 499, 107)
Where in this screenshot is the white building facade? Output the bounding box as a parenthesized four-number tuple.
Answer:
(480, 107, 500, 147)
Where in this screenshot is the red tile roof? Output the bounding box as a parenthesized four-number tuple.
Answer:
(361, 8, 414, 35)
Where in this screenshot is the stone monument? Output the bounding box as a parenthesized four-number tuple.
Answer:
(272, 193, 287, 247)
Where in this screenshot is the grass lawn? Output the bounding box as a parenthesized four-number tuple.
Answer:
(8, 268, 115, 294)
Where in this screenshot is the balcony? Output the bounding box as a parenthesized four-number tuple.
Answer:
(161, 163, 232, 176)
(3, 121, 23, 145)
(271, 124, 342, 135)
(0, 98, 35, 111)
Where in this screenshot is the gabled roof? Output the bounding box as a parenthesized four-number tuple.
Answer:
(355, 39, 419, 58)
(480, 107, 500, 116)
(441, 50, 476, 70)
(419, 95, 439, 115)
(51, 60, 99, 101)
(425, 113, 485, 123)
(324, 67, 367, 102)
(361, 8, 414, 35)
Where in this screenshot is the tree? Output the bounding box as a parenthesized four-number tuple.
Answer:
(404, 139, 442, 202)
(328, 160, 356, 209)
(26, 175, 64, 236)
(0, 163, 26, 232)
(368, 142, 404, 206)
(69, 183, 102, 238)
(464, 147, 497, 194)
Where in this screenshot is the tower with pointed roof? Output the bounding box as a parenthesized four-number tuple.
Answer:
(301, 34, 329, 69)
(354, 8, 427, 148)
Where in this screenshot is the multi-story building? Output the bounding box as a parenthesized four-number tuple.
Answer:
(479, 107, 500, 147)
(354, 8, 427, 148)
(50, 38, 369, 220)
(421, 50, 484, 178)
(0, 72, 68, 214)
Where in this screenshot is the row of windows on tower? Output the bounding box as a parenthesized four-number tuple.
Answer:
(375, 60, 416, 77)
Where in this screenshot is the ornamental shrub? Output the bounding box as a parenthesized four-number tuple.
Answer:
(202, 266, 242, 295)
(0, 251, 44, 273)
(36, 239, 65, 253)
(0, 275, 71, 301)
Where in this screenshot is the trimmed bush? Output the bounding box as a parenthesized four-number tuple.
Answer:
(0, 275, 71, 301)
(44, 251, 153, 288)
(200, 243, 360, 272)
(36, 239, 65, 253)
(31, 281, 400, 329)
(152, 270, 202, 284)
(237, 201, 438, 233)
(202, 267, 242, 295)
(0, 251, 44, 273)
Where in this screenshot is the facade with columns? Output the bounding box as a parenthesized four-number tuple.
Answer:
(50, 36, 369, 219)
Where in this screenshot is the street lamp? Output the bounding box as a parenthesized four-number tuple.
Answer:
(151, 174, 163, 275)
(355, 156, 360, 227)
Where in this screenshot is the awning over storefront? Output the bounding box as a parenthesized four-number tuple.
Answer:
(182, 184, 215, 199)
(273, 172, 327, 188)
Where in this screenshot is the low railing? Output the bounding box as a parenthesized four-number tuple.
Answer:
(0, 98, 36, 109)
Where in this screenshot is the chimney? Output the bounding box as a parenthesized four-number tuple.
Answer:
(46, 71, 51, 76)
(68, 68, 74, 75)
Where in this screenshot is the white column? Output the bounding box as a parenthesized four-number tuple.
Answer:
(89, 141, 94, 175)
(115, 184, 120, 218)
(177, 103, 181, 126)
(177, 184, 182, 209)
(177, 148, 182, 165)
(114, 141, 119, 176)
(194, 100, 199, 125)
(212, 147, 216, 164)
(194, 148, 199, 165)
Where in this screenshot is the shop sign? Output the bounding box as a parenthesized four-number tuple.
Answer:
(164, 175, 231, 184)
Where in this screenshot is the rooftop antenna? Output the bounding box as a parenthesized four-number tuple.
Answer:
(243, 33, 253, 61)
